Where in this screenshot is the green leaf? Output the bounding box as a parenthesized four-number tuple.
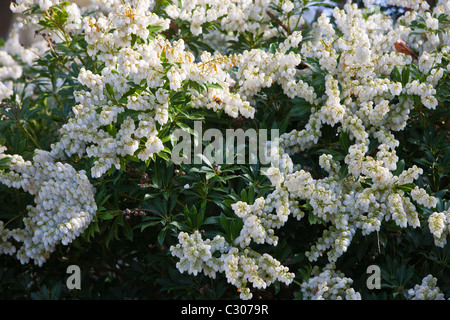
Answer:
(401, 66, 411, 86)
(158, 227, 168, 246)
(220, 213, 230, 234)
(433, 189, 448, 199)
(123, 220, 133, 241)
(50, 283, 62, 300)
(105, 82, 115, 98)
(204, 216, 219, 225)
(0, 157, 11, 170)
(138, 219, 162, 232)
(395, 183, 416, 192)
(205, 82, 223, 90)
(391, 66, 401, 82)
(147, 25, 164, 33)
(308, 211, 316, 225)
(97, 212, 115, 220)
(240, 189, 248, 203)
(339, 130, 351, 153)
(393, 159, 405, 176)
(269, 43, 276, 54)
(247, 186, 255, 205)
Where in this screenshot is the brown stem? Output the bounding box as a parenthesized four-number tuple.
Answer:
(265, 9, 291, 34)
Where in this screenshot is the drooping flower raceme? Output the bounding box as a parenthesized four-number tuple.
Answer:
(428, 209, 450, 248)
(300, 263, 362, 300)
(407, 274, 446, 300)
(0, 146, 97, 266)
(165, 0, 288, 36)
(170, 231, 294, 300)
(47, 2, 256, 178)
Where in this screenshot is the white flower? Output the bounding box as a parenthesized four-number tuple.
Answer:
(426, 17, 439, 30)
(354, 46, 371, 64)
(282, 1, 294, 14)
(265, 167, 284, 186)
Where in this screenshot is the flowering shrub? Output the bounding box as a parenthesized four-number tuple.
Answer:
(0, 0, 449, 300)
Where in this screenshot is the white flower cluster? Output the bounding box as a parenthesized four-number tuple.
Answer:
(65, 2, 82, 33)
(233, 44, 317, 104)
(1, 3, 70, 104)
(384, 0, 430, 11)
(232, 191, 291, 248)
(83, 0, 156, 15)
(0, 146, 97, 266)
(170, 231, 228, 278)
(0, 50, 20, 102)
(407, 275, 446, 300)
(428, 209, 450, 248)
(400, 0, 450, 55)
(165, 0, 293, 36)
(170, 231, 294, 300)
(10, 0, 60, 13)
(0, 25, 46, 102)
(300, 263, 361, 300)
(233, 151, 435, 263)
(229, 2, 448, 267)
(44, 2, 256, 178)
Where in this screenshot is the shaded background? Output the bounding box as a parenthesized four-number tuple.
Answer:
(0, 0, 90, 41)
(0, 1, 13, 40)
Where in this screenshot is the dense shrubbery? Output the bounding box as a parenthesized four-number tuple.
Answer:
(0, 0, 449, 300)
